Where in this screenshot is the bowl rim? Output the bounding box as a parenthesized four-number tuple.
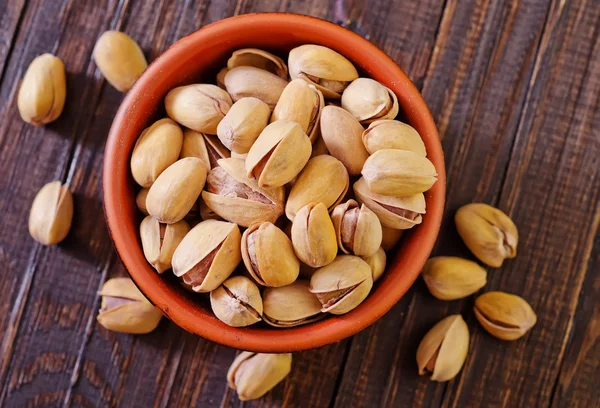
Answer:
(103, 12, 446, 352)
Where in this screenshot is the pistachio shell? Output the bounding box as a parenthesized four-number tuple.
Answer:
(172, 220, 241, 292)
(455, 203, 518, 267)
(18, 53, 66, 125)
(165, 84, 232, 134)
(146, 157, 207, 224)
(422, 257, 487, 300)
(291, 202, 338, 268)
(285, 155, 349, 221)
(227, 48, 288, 79)
(474, 292, 536, 340)
(93, 31, 147, 92)
(262, 280, 323, 327)
(381, 226, 404, 251)
(202, 158, 285, 227)
(203, 134, 231, 168)
(341, 78, 399, 123)
(216, 97, 270, 154)
(180, 129, 211, 170)
(136, 188, 149, 215)
(246, 120, 312, 188)
(241, 222, 300, 287)
(309, 255, 372, 315)
(362, 119, 426, 155)
(361, 247, 387, 282)
(331, 200, 382, 257)
(362, 149, 437, 196)
(227, 352, 292, 401)
(28, 181, 73, 245)
(416, 315, 469, 381)
(140, 216, 190, 273)
(224, 66, 288, 109)
(354, 177, 425, 229)
(210, 276, 263, 327)
(270, 79, 324, 142)
(130, 118, 183, 187)
(216, 67, 229, 89)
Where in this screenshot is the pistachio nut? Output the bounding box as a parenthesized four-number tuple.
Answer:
(96, 277, 162, 334)
(227, 352, 292, 401)
(455, 203, 518, 267)
(210, 276, 263, 327)
(331, 200, 382, 257)
(165, 84, 232, 134)
(341, 78, 399, 123)
(246, 120, 312, 188)
(130, 118, 183, 187)
(319, 105, 370, 175)
(216, 67, 229, 89)
(136, 188, 149, 215)
(291, 202, 338, 268)
(140, 216, 190, 273)
(362, 119, 426, 156)
(474, 292, 536, 340)
(310, 135, 329, 157)
(416, 315, 469, 382)
(362, 149, 437, 196)
(309, 255, 373, 314)
(270, 79, 324, 143)
(224, 66, 288, 109)
(180, 129, 210, 170)
(227, 48, 288, 79)
(241, 222, 300, 287)
(422, 257, 487, 301)
(285, 155, 349, 221)
(288, 44, 359, 98)
(263, 280, 323, 327)
(361, 247, 387, 282)
(216, 97, 270, 154)
(172, 219, 241, 292)
(146, 157, 207, 224)
(18, 53, 66, 125)
(381, 226, 404, 251)
(354, 177, 425, 229)
(93, 31, 147, 92)
(28, 181, 73, 245)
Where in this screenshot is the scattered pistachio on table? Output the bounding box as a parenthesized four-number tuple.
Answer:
(227, 352, 292, 401)
(93, 31, 147, 92)
(474, 291, 536, 341)
(29, 180, 73, 246)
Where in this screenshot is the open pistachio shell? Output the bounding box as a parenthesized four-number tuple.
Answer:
(227, 48, 288, 79)
(210, 276, 263, 327)
(331, 199, 382, 257)
(224, 66, 288, 109)
(262, 280, 323, 327)
(362, 119, 426, 155)
(361, 247, 387, 282)
(216, 97, 270, 154)
(140, 216, 190, 273)
(227, 352, 292, 401)
(28, 180, 73, 246)
(171, 219, 241, 292)
(291, 202, 338, 268)
(341, 78, 399, 123)
(474, 292, 536, 340)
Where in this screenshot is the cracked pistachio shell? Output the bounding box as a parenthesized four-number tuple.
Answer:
(224, 66, 288, 109)
(362, 119, 426, 156)
(362, 149, 438, 196)
(263, 280, 323, 327)
(227, 352, 292, 401)
(270, 79, 324, 143)
(172, 219, 241, 292)
(285, 155, 349, 221)
(354, 177, 425, 229)
(422, 257, 487, 301)
(93, 31, 147, 92)
(18, 54, 66, 125)
(331, 200, 382, 257)
(227, 48, 288, 79)
(309, 255, 373, 315)
(288, 44, 358, 98)
(216, 97, 270, 154)
(291, 202, 338, 268)
(474, 292, 536, 341)
(381, 226, 404, 251)
(202, 158, 285, 227)
(210, 276, 263, 327)
(362, 247, 387, 282)
(165, 84, 232, 134)
(241, 222, 300, 287)
(97, 277, 162, 334)
(136, 188, 149, 215)
(28, 181, 73, 245)
(246, 120, 312, 188)
(130, 118, 183, 187)
(455, 203, 518, 267)
(341, 78, 399, 123)
(320, 105, 370, 175)
(417, 315, 469, 382)
(180, 129, 211, 170)
(140, 216, 190, 273)
(146, 157, 207, 224)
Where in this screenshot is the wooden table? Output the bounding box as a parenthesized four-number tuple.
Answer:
(0, 0, 598, 407)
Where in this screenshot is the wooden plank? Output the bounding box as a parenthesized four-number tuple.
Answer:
(0, 0, 26, 81)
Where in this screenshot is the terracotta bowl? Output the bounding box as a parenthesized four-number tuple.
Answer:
(103, 13, 446, 352)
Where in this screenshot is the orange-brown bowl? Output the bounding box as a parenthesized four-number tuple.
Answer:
(103, 13, 446, 352)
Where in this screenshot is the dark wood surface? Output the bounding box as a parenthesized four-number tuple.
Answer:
(0, 0, 598, 407)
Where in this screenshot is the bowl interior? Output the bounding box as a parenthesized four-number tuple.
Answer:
(104, 13, 445, 352)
